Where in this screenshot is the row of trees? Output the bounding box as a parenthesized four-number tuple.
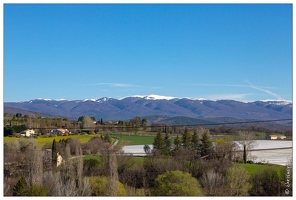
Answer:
(151, 126, 237, 161)
(5, 112, 291, 136)
(4, 113, 150, 135)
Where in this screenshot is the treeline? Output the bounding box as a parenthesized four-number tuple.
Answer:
(4, 113, 291, 137)
(3, 113, 149, 135)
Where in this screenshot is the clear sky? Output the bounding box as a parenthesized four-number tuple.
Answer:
(3, 3, 292, 102)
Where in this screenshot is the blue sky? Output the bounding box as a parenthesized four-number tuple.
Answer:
(3, 4, 292, 102)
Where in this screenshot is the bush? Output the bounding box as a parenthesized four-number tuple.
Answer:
(152, 170, 203, 196)
(89, 176, 127, 196)
(26, 185, 48, 196)
(226, 165, 251, 196)
(250, 168, 281, 196)
(247, 160, 254, 164)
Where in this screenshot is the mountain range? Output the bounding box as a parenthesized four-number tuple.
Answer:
(4, 95, 292, 126)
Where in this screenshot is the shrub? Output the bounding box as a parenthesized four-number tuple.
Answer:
(89, 176, 127, 196)
(226, 165, 251, 196)
(26, 185, 48, 196)
(152, 170, 203, 196)
(249, 168, 281, 196)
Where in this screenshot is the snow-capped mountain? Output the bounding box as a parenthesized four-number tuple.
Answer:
(4, 95, 292, 122)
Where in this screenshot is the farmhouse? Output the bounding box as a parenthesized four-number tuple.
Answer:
(266, 134, 286, 140)
(20, 129, 36, 137)
(51, 128, 70, 135)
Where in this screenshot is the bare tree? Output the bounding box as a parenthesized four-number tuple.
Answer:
(42, 144, 91, 196)
(80, 177, 92, 196)
(200, 169, 224, 196)
(64, 144, 74, 180)
(76, 145, 83, 193)
(237, 131, 257, 163)
(80, 116, 95, 129)
(27, 142, 43, 186)
(108, 151, 119, 196)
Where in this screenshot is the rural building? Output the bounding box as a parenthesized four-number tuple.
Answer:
(51, 128, 70, 135)
(20, 129, 36, 137)
(43, 149, 63, 167)
(266, 134, 286, 140)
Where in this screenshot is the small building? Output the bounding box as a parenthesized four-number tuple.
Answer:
(51, 128, 70, 135)
(20, 129, 35, 137)
(43, 149, 63, 167)
(266, 134, 286, 140)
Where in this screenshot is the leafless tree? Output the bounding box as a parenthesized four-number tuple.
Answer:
(200, 169, 224, 196)
(76, 145, 83, 193)
(27, 141, 43, 186)
(42, 143, 91, 196)
(42, 171, 58, 195)
(64, 144, 74, 180)
(108, 150, 119, 196)
(237, 131, 257, 162)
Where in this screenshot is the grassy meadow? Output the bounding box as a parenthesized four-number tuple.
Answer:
(4, 134, 96, 147)
(108, 133, 156, 145)
(235, 163, 285, 180)
(3, 132, 156, 147)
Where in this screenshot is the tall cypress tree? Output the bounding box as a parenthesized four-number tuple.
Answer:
(52, 139, 57, 167)
(243, 144, 247, 163)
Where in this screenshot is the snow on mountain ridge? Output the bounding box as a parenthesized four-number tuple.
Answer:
(82, 97, 113, 102)
(20, 96, 292, 105)
(143, 94, 177, 100)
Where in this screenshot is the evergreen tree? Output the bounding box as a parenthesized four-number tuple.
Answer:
(174, 135, 182, 151)
(52, 139, 57, 167)
(13, 177, 28, 196)
(153, 131, 165, 154)
(243, 144, 247, 163)
(182, 127, 191, 149)
(164, 132, 172, 155)
(141, 118, 147, 130)
(191, 130, 201, 157)
(16, 113, 22, 118)
(200, 131, 213, 157)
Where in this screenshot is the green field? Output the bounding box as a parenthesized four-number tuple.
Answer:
(235, 163, 285, 180)
(3, 132, 156, 147)
(4, 134, 96, 147)
(109, 133, 155, 145)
